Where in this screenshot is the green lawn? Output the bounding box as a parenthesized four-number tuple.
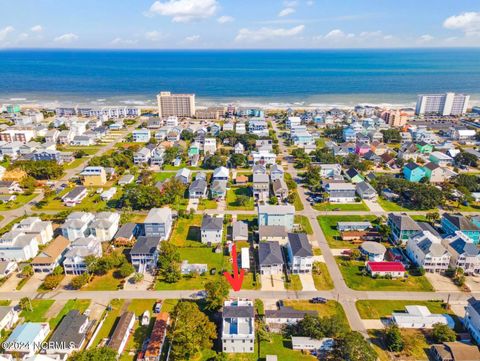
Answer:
(59, 146, 102, 155)
(0, 193, 38, 211)
(294, 215, 313, 234)
(226, 186, 254, 210)
(337, 259, 434, 292)
(283, 300, 349, 326)
(82, 271, 123, 291)
(312, 262, 334, 290)
(63, 158, 87, 170)
(49, 299, 91, 329)
(34, 187, 123, 212)
(377, 197, 411, 211)
(0, 300, 10, 306)
(284, 274, 302, 291)
(356, 300, 449, 319)
(313, 201, 369, 211)
(317, 215, 378, 249)
(369, 329, 430, 361)
(20, 300, 55, 322)
(291, 190, 304, 211)
(127, 299, 156, 316)
(155, 247, 227, 290)
(92, 299, 125, 347)
(197, 199, 218, 210)
(170, 214, 203, 247)
(153, 172, 173, 182)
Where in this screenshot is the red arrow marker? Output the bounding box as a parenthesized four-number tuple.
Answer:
(224, 243, 245, 291)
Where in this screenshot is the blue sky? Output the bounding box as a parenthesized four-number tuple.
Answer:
(0, 0, 479, 48)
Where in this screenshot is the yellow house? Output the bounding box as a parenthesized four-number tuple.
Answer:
(80, 166, 107, 186)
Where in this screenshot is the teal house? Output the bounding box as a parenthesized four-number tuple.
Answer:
(188, 142, 200, 157)
(387, 213, 421, 244)
(403, 162, 425, 182)
(441, 213, 480, 244)
(415, 141, 433, 154)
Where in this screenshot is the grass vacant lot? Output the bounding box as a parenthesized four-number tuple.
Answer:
(63, 158, 87, 170)
(313, 201, 369, 211)
(0, 194, 37, 211)
(317, 215, 378, 249)
(20, 299, 55, 322)
(153, 172, 173, 182)
(369, 329, 430, 361)
(197, 199, 218, 210)
(291, 190, 304, 211)
(283, 300, 348, 326)
(170, 214, 203, 247)
(49, 299, 91, 329)
(60, 146, 102, 155)
(92, 299, 125, 347)
(82, 270, 123, 291)
(284, 274, 302, 291)
(356, 300, 448, 319)
(337, 259, 434, 292)
(313, 262, 334, 290)
(226, 186, 254, 210)
(294, 215, 312, 234)
(377, 197, 411, 212)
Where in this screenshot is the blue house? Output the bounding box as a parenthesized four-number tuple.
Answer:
(403, 162, 425, 182)
(441, 213, 480, 244)
(343, 127, 356, 142)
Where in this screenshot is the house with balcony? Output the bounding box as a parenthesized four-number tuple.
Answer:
(130, 236, 161, 273)
(403, 162, 425, 182)
(89, 212, 120, 242)
(259, 241, 284, 275)
(465, 297, 480, 344)
(201, 214, 224, 244)
(132, 128, 151, 142)
(222, 300, 255, 353)
(63, 236, 102, 275)
(442, 231, 480, 275)
(62, 186, 88, 207)
(406, 231, 450, 273)
(62, 212, 95, 241)
(252, 173, 269, 202)
(286, 233, 313, 274)
(144, 208, 173, 240)
(387, 213, 422, 244)
(31, 235, 70, 273)
(441, 213, 480, 244)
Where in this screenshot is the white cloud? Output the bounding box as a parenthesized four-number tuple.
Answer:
(306, 0, 314, 6)
(278, 8, 295, 17)
(111, 37, 138, 45)
(284, 0, 298, 6)
(54, 33, 79, 43)
(145, 31, 166, 41)
(184, 34, 200, 42)
(418, 34, 434, 43)
(235, 25, 305, 42)
(0, 26, 15, 41)
(217, 15, 234, 24)
(323, 29, 355, 40)
(31, 25, 43, 33)
(444, 12, 480, 36)
(148, 0, 217, 22)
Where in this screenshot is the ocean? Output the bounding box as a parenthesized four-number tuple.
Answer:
(0, 48, 479, 108)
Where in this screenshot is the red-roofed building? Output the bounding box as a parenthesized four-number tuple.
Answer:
(366, 261, 406, 278)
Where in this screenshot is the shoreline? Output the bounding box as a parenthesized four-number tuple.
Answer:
(3, 93, 479, 111)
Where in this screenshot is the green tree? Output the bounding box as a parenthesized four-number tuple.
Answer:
(381, 129, 401, 143)
(426, 211, 440, 224)
(70, 347, 117, 361)
(269, 196, 278, 205)
(117, 262, 135, 278)
(384, 325, 404, 352)
(180, 129, 194, 141)
(123, 185, 163, 210)
(204, 278, 230, 311)
(203, 154, 227, 169)
(236, 194, 250, 207)
(332, 331, 377, 361)
(70, 273, 90, 289)
(132, 273, 144, 283)
(42, 274, 63, 290)
(230, 153, 247, 168)
(158, 242, 181, 283)
(431, 323, 456, 343)
(19, 297, 32, 311)
(21, 265, 33, 278)
(169, 301, 217, 361)
(455, 152, 478, 167)
(12, 160, 64, 180)
(20, 176, 36, 195)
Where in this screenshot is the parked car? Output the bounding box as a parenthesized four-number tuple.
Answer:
(154, 300, 163, 313)
(310, 297, 327, 304)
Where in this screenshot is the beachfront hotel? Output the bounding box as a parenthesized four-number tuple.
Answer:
(156, 91, 196, 117)
(415, 92, 470, 116)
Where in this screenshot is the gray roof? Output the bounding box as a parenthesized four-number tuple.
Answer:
(288, 233, 312, 257)
(272, 178, 288, 193)
(443, 213, 480, 231)
(356, 181, 376, 195)
(232, 221, 248, 240)
(253, 173, 269, 183)
(259, 241, 284, 266)
(417, 222, 441, 238)
(360, 241, 386, 255)
(201, 215, 223, 231)
(130, 236, 161, 255)
(388, 213, 422, 232)
(114, 223, 137, 239)
(144, 208, 171, 224)
(189, 178, 207, 193)
(49, 310, 88, 347)
(0, 306, 14, 321)
(449, 237, 480, 257)
(63, 186, 86, 199)
(223, 305, 254, 318)
(259, 225, 287, 239)
(417, 239, 447, 257)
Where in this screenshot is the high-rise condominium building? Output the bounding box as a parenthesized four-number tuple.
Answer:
(415, 92, 470, 116)
(156, 91, 195, 117)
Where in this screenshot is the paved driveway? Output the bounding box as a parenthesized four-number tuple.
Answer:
(22, 273, 45, 293)
(260, 274, 285, 291)
(299, 273, 316, 291)
(425, 273, 459, 292)
(465, 276, 480, 292)
(0, 272, 22, 292)
(364, 199, 384, 212)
